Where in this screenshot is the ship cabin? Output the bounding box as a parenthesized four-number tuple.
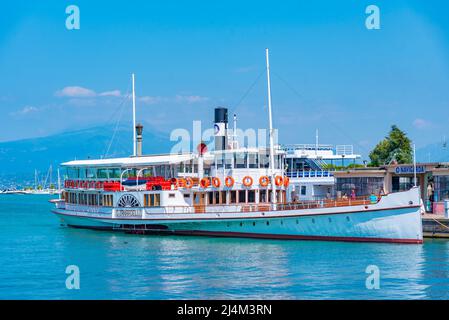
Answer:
(60, 147, 289, 215)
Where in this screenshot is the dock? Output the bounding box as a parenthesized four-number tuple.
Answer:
(422, 214, 449, 239)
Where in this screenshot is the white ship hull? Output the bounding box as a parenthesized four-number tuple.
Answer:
(52, 188, 423, 244)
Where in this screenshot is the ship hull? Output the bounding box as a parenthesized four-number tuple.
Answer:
(52, 189, 423, 244)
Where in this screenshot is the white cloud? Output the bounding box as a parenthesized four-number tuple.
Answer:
(413, 118, 432, 129)
(139, 96, 163, 105)
(175, 95, 209, 104)
(99, 90, 122, 97)
(10, 105, 39, 116)
(55, 86, 97, 97)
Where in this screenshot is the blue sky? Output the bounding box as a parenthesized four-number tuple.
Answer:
(1, 0, 449, 157)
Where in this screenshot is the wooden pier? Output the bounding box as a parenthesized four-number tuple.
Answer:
(422, 214, 449, 238)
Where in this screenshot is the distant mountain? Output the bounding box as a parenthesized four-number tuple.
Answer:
(416, 142, 449, 163)
(0, 123, 173, 186)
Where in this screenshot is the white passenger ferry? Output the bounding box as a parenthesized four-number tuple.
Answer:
(51, 50, 423, 244)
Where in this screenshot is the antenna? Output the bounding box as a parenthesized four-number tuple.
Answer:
(315, 128, 319, 156)
(266, 48, 276, 204)
(413, 143, 417, 187)
(132, 73, 137, 156)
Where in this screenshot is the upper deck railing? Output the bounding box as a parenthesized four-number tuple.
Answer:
(286, 170, 334, 178)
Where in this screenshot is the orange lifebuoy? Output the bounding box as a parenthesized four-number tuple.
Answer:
(200, 177, 210, 188)
(275, 176, 283, 187)
(283, 176, 290, 187)
(212, 177, 221, 188)
(177, 178, 186, 188)
(225, 176, 234, 188)
(259, 176, 269, 187)
(185, 177, 193, 188)
(242, 176, 253, 187)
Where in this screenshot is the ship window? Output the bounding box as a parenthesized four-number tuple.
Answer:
(154, 194, 160, 206)
(208, 192, 214, 205)
(183, 194, 190, 198)
(215, 192, 220, 204)
(168, 193, 175, 198)
(248, 190, 256, 203)
(144, 194, 149, 206)
(238, 190, 246, 203)
(230, 191, 237, 204)
(234, 152, 247, 169)
(248, 153, 258, 168)
(301, 186, 307, 196)
(259, 152, 270, 169)
(221, 191, 227, 204)
(260, 190, 267, 203)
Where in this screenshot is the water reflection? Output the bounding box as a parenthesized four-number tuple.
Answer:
(2, 194, 449, 299)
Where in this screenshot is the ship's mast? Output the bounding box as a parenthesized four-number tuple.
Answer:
(265, 48, 276, 204)
(132, 73, 137, 156)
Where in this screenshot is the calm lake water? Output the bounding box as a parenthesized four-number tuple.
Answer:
(0, 194, 448, 300)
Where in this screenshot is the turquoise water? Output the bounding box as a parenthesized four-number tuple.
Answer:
(0, 194, 448, 300)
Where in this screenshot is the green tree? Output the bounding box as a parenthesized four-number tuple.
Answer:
(369, 125, 412, 166)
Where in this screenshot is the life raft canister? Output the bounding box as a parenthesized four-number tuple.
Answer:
(259, 176, 269, 187)
(200, 177, 210, 188)
(275, 176, 283, 187)
(225, 176, 234, 187)
(185, 177, 194, 188)
(212, 177, 221, 188)
(283, 176, 290, 187)
(242, 176, 253, 187)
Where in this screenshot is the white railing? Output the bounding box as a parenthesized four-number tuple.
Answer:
(286, 170, 334, 178)
(336, 145, 354, 156)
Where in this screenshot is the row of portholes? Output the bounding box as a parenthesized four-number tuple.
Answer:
(226, 216, 352, 227)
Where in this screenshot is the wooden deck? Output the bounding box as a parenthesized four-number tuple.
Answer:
(422, 214, 449, 238)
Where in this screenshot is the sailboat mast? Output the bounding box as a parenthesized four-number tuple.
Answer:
(132, 73, 137, 156)
(57, 168, 61, 194)
(265, 48, 276, 204)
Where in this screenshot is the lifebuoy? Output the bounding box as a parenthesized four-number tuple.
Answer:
(185, 177, 193, 188)
(200, 177, 210, 188)
(242, 176, 253, 187)
(275, 176, 283, 187)
(259, 176, 269, 187)
(283, 176, 290, 187)
(212, 177, 221, 188)
(177, 178, 186, 188)
(225, 176, 234, 188)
